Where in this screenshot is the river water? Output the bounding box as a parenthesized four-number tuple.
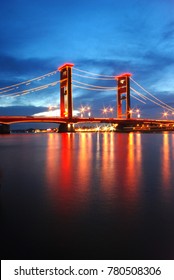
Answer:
(1, 132, 174, 260)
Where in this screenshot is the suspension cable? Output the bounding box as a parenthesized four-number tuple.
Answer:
(0, 70, 58, 92)
(73, 72, 115, 80)
(73, 80, 116, 89)
(131, 86, 174, 112)
(130, 77, 174, 111)
(73, 67, 115, 78)
(73, 84, 116, 91)
(130, 93, 146, 104)
(130, 87, 147, 100)
(0, 80, 60, 98)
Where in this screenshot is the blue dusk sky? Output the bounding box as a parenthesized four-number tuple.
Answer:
(0, 0, 174, 119)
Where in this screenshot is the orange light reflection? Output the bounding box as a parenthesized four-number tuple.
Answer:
(76, 133, 92, 194)
(161, 133, 171, 188)
(100, 133, 115, 192)
(125, 132, 142, 199)
(46, 133, 77, 216)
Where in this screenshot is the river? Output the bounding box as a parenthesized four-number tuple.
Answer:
(1, 132, 174, 259)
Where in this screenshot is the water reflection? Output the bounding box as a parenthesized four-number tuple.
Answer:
(161, 133, 170, 188)
(160, 132, 174, 191)
(172, 134, 174, 159)
(46, 133, 77, 216)
(77, 133, 92, 194)
(126, 133, 142, 194)
(100, 133, 116, 192)
(46, 133, 60, 187)
(45, 132, 144, 214)
(1, 132, 174, 259)
(45, 132, 174, 211)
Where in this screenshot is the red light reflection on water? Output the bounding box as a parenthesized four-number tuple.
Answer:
(46, 133, 76, 216)
(76, 133, 92, 193)
(45, 132, 144, 215)
(99, 132, 142, 207)
(46, 133, 93, 216)
(126, 132, 142, 193)
(59, 133, 73, 189)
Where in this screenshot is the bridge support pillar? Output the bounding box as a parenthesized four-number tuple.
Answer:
(116, 73, 132, 119)
(58, 63, 74, 118)
(0, 124, 10, 134)
(58, 123, 75, 133)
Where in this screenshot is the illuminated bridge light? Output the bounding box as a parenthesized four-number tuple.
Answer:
(115, 73, 132, 79)
(58, 63, 74, 71)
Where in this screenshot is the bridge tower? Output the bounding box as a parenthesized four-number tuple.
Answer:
(116, 73, 132, 119)
(58, 63, 74, 118)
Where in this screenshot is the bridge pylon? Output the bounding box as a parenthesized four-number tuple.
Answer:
(58, 63, 74, 118)
(0, 124, 10, 134)
(116, 73, 132, 119)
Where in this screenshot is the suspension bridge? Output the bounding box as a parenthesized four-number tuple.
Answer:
(0, 63, 174, 133)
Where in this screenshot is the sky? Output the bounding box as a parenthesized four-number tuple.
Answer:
(0, 0, 174, 121)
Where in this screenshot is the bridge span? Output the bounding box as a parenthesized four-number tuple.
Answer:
(1, 115, 174, 125)
(1, 63, 174, 133)
(0, 116, 174, 133)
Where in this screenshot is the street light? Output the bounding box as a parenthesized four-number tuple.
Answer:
(102, 107, 108, 117)
(136, 109, 141, 118)
(80, 106, 85, 117)
(86, 106, 91, 117)
(129, 109, 133, 118)
(80, 105, 91, 117)
(163, 112, 168, 119)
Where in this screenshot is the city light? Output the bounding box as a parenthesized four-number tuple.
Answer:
(102, 107, 107, 115)
(101, 106, 114, 117)
(79, 105, 91, 117)
(129, 109, 133, 117)
(163, 112, 168, 118)
(129, 108, 141, 118)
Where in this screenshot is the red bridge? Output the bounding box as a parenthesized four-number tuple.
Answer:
(0, 116, 174, 133)
(0, 63, 174, 133)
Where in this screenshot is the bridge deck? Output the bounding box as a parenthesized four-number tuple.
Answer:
(0, 116, 174, 125)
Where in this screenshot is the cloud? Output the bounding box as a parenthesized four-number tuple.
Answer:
(162, 21, 174, 41)
(0, 0, 173, 119)
(33, 109, 79, 117)
(0, 106, 47, 116)
(0, 54, 57, 78)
